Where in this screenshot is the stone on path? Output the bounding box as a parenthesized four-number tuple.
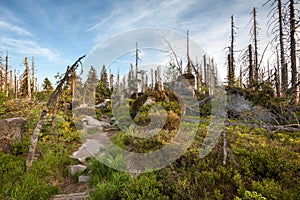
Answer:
(70, 165, 87, 175)
(51, 192, 88, 200)
(70, 139, 103, 162)
(81, 116, 110, 131)
(78, 175, 91, 183)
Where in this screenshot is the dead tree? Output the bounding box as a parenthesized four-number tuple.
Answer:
(276, 48, 281, 96)
(9, 70, 13, 90)
(203, 55, 207, 85)
(278, 0, 288, 95)
(5, 53, 8, 97)
(31, 57, 35, 97)
(228, 15, 236, 87)
(0, 54, 3, 92)
(25, 57, 31, 100)
(26, 55, 85, 169)
(151, 68, 154, 90)
(14, 69, 17, 99)
(275, 65, 281, 97)
(186, 30, 193, 74)
(265, 0, 288, 94)
(252, 7, 260, 83)
(145, 74, 148, 91)
(289, 0, 298, 103)
(135, 42, 140, 98)
(71, 70, 76, 97)
(248, 44, 254, 85)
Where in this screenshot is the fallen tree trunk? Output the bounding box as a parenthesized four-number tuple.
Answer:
(182, 118, 300, 132)
(226, 121, 300, 132)
(26, 55, 85, 169)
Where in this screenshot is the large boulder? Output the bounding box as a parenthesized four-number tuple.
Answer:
(0, 117, 26, 144)
(227, 93, 275, 123)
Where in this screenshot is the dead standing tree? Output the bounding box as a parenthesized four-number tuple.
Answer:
(228, 15, 236, 87)
(264, 0, 288, 95)
(289, 0, 298, 103)
(26, 55, 85, 169)
(252, 7, 260, 83)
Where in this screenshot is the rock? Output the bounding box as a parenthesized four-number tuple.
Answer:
(227, 93, 275, 123)
(143, 97, 156, 106)
(70, 165, 87, 175)
(78, 175, 91, 183)
(227, 93, 255, 117)
(0, 117, 26, 144)
(81, 116, 110, 131)
(70, 139, 102, 162)
(70, 132, 111, 163)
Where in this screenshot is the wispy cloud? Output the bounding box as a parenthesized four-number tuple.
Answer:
(0, 37, 60, 62)
(0, 20, 33, 36)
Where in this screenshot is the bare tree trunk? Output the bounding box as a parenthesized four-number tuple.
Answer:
(26, 55, 85, 169)
(25, 57, 31, 100)
(145, 74, 148, 92)
(253, 7, 259, 83)
(290, 0, 298, 103)
(186, 30, 192, 74)
(0, 59, 3, 93)
(275, 66, 281, 97)
(228, 54, 231, 86)
(203, 55, 207, 85)
(31, 57, 35, 98)
(9, 70, 13, 90)
(14, 69, 18, 99)
(71, 71, 76, 97)
(240, 66, 242, 87)
(276, 48, 281, 96)
(228, 15, 235, 87)
(248, 44, 253, 86)
(151, 68, 154, 90)
(278, 0, 288, 95)
(135, 43, 139, 98)
(5, 53, 8, 97)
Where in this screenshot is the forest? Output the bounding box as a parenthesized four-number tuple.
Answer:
(0, 0, 300, 200)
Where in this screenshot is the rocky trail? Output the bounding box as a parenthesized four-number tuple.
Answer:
(52, 115, 114, 200)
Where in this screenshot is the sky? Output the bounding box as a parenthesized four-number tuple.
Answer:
(0, 0, 279, 86)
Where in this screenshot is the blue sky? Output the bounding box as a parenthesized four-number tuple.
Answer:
(0, 0, 275, 86)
